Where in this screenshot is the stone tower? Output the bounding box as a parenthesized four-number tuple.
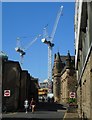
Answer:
(53, 52, 63, 102)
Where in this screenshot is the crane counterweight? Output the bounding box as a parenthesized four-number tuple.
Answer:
(15, 47, 26, 56)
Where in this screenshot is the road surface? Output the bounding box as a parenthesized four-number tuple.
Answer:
(2, 102, 67, 120)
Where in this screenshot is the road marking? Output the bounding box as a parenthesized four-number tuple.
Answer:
(5, 112, 17, 115)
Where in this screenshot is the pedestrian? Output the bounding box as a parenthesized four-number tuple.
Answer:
(51, 96, 54, 102)
(42, 96, 45, 102)
(48, 97, 50, 102)
(30, 98, 36, 113)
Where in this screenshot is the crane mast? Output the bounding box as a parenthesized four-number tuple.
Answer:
(48, 5, 63, 93)
(42, 5, 63, 94)
(48, 45, 52, 93)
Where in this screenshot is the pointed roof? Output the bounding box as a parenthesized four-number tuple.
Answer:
(55, 52, 61, 61)
(0, 51, 8, 60)
(66, 50, 71, 61)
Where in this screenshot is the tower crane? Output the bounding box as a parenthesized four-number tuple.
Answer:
(15, 34, 42, 64)
(41, 5, 63, 94)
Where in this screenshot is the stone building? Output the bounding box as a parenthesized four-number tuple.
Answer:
(75, 1, 92, 119)
(2, 57, 21, 111)
(1, 51, 38, 112)
(53, 51, 77, 104)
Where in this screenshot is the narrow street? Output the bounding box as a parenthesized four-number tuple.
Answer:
(2, 102, 67, 120)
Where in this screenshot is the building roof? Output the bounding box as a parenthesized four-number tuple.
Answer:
(53, 52, 75, 76)
(0, 51, 8, 60)
(60, 56, 74, 63)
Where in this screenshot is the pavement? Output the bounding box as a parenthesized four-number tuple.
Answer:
(63, 113, 79, 120)
(63, 105, 79, 120)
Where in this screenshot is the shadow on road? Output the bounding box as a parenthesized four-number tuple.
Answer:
(35, 102, 66, 111)
(2, 102, 66, 120)
(2, 118, 64, 120)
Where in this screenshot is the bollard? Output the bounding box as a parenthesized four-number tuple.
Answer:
(24, 99, 29, 113)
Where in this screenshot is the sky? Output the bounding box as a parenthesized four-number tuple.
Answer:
(2, 2, 75, 82)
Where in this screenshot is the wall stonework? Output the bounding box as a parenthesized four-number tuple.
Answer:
(81, 56, 91, 119)
(61, 69, 77, 104)
(77, 85, 82, 118)
(75, 1, 92, 119)
(53, 52, 77, 104)
(90, 52, 92, 120)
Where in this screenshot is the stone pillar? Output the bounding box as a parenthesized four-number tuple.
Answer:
(53, 52, 62, 103)
(53, 75, 61, 102)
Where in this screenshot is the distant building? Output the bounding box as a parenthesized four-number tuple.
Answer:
(39, 81, 48, 89)
(75, 1, 92, 119)
(52, 52, 77, 103)
(38, 80, 48, 102)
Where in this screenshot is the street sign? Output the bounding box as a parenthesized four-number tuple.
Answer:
(4, 90, 10, 97)
(70, 92, 75, 98)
